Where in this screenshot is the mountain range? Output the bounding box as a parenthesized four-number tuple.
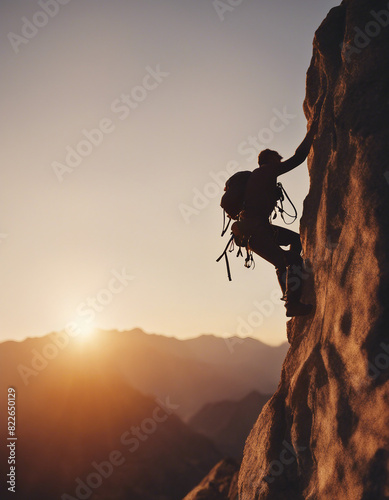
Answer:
(0, 328, 287, 499)
(188, 391, 271, 460)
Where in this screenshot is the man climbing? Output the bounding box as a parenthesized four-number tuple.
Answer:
(231, 118, 318, 317)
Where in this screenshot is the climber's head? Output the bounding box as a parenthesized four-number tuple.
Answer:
(258, 149, 283, 166)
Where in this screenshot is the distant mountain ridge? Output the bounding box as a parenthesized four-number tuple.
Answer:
(0, 331, 221, 500)
(0, 328, 287, 499)
(99, 328, 287, 419)
(1, 328, 287, 420)
(188, 391, 271, 460)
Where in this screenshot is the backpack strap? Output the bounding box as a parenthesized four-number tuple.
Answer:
(216, 234, 235, 281)
(221, 210, 232, 237)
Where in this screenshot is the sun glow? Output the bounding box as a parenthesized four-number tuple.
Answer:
(75, 323, 96, 341)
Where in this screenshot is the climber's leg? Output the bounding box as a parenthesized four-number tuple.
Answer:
(271, 225, 302, 254)
(276, 268, 287, 301)
(247, 224, 288, 301)
(245, 222, 313, 317)
(283, 253, 313, 317)
(270, 225, 312, 316)
(248, 224, 286, 268)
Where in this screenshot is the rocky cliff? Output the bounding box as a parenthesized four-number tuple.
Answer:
(183, 458, 239, 500)
(239, 0, 389, 498)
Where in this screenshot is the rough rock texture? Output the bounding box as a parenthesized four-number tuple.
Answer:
(183, 458, 240, 500)
(239, 1, 389, 499)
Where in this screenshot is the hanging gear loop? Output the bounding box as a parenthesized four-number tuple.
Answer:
(217, 211, 256, 281)
(272, 182, 298, 225)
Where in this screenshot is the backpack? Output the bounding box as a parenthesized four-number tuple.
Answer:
(217, 172, 297, 281)
(220, 170, 252, 222)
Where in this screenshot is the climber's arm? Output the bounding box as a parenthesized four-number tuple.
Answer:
(277, 119, 319, 176)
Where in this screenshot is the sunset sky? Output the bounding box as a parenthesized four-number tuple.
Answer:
(1, 0, 340, 346)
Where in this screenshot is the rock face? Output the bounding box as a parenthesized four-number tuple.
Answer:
(239, 1, 389, 499)
(183, 458, 240, 500)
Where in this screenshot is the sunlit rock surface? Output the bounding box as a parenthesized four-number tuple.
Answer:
(183, 458, 239, 500)
(239, 0, 389, 498)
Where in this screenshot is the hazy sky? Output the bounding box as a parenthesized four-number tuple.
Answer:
(1, 0, 340, 345)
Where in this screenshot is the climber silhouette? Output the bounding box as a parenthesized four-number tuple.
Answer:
(231, 118, 319, 317)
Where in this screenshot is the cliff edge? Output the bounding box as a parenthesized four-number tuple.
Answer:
(239, 1, 389, 499)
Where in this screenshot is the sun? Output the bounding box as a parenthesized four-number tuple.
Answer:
(75, 323, 96, 341)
